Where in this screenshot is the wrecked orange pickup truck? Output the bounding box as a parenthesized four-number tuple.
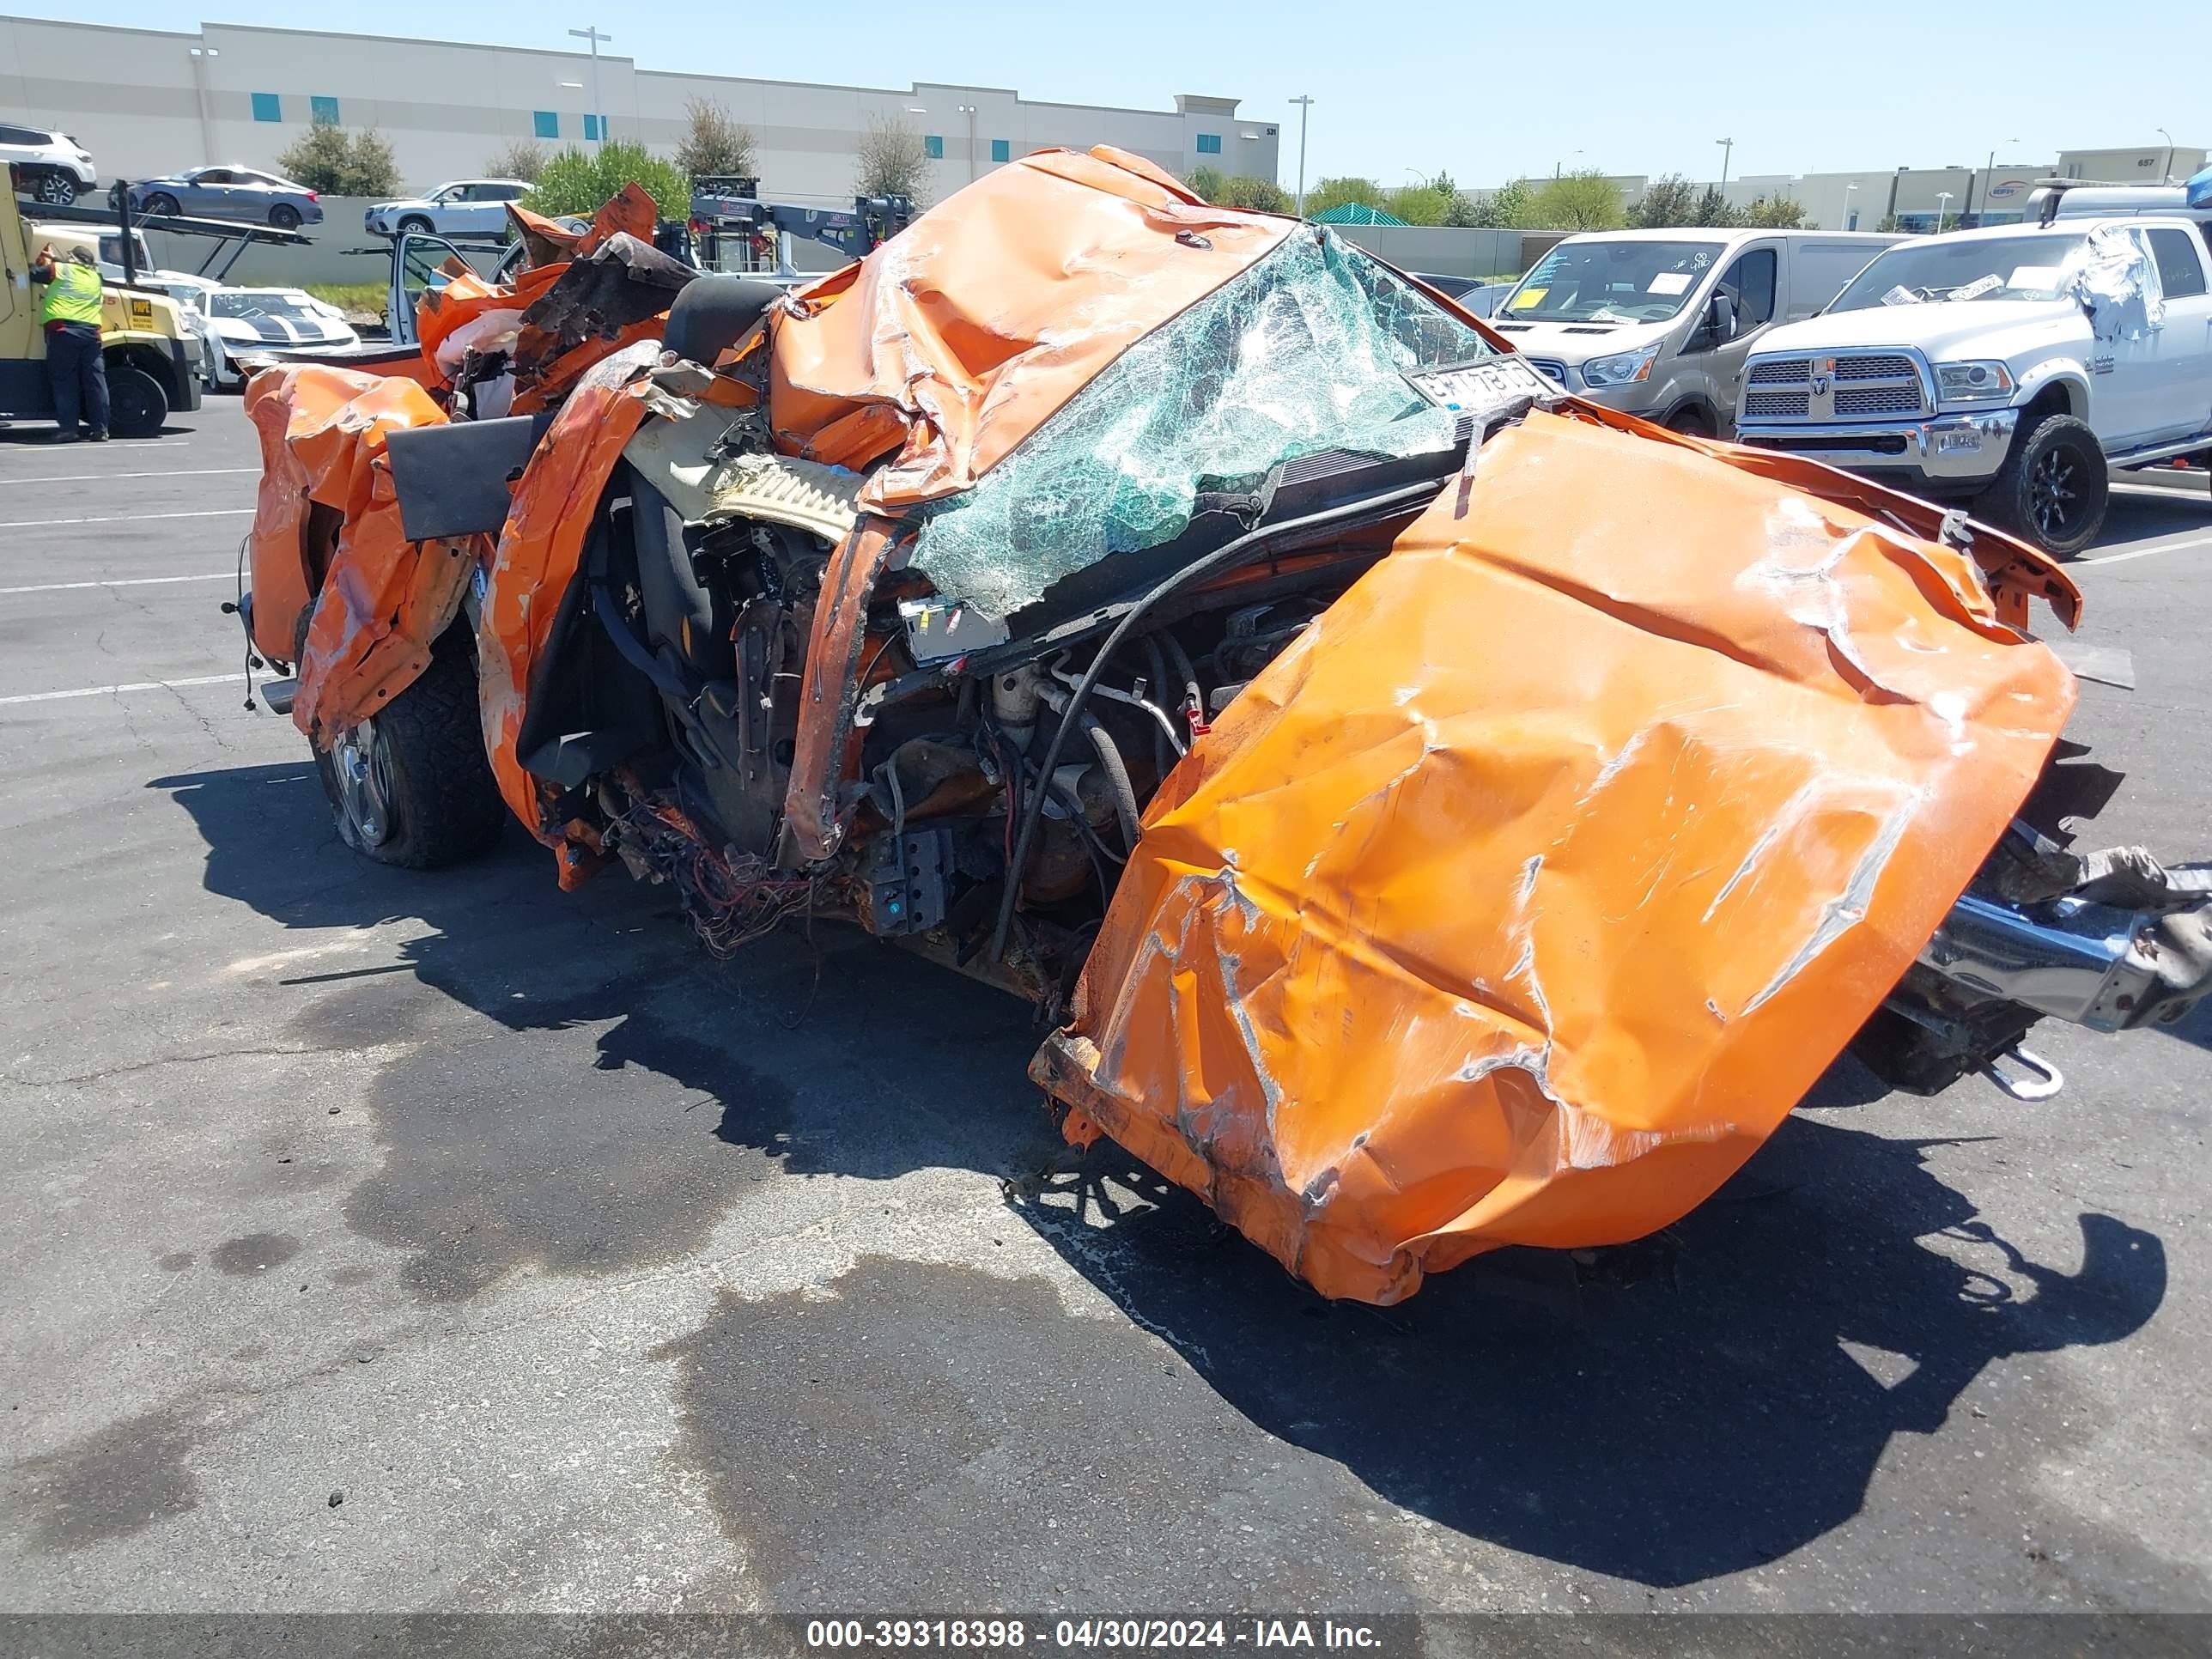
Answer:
(230, 152, 2212, 1304)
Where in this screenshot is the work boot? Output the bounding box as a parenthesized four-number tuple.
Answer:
(52, 430, 81, 443)
(86, 429, 109, 443)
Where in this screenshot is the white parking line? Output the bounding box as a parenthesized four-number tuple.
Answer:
(0, 440, 190, 453)
(0, 573, 233, 596)
(0, 508, 255, 529)
(2, 468, 258, 484)
(2077, 532, 2212, 568)
(0, 672, 241, 706)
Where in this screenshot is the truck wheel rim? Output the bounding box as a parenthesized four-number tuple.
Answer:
(2030, 445, 2082, 538)
(331, 720, 392, 849)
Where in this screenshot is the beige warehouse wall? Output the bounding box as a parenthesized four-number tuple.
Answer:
(3, 15, 1279, 210)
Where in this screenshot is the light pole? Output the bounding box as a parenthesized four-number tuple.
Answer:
(568, 26, 611, 143)
(1289, 94, 1314, 219)
(1553, 148, 1583, 179)
(1715, 136, 1734, 194)
(1936, 191, 1953, 233)
(1842, 181, 1856, 229)
(2157, 126, 2175, 184)
(1974, 137, 2019, 221)
(958, 103, 977, 181)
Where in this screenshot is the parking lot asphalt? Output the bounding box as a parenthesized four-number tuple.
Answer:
(0, 408, 2207, 1619)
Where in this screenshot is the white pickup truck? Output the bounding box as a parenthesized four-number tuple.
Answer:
(1733, 216, 2212, 556)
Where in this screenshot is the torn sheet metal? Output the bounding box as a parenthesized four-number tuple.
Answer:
(243, 364, 471, 741)
(1034, 410, 2077, 1304)
(767, 146, 1297, 512)
(475, 340, 659, 874)
(507, 232, 696, 415)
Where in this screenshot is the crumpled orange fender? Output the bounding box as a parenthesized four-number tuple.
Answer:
(476, 340, 658, 881)
(1034, 410, 2078, 1304)
(244, 365, 469, 743)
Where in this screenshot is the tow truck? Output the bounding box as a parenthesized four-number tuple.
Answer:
(684, 175, 913, 276)
(3, 176, 307, 434)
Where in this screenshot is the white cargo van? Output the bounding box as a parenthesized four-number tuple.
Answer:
(1488, 228, 1900, 434)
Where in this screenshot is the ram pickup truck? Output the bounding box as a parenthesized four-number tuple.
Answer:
(1735, 216, 2212, 556)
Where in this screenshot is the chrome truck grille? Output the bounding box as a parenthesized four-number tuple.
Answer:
(1742, 349, 1930, 422)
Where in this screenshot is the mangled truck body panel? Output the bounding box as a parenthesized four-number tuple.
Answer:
(233, 147, 2212, 1304)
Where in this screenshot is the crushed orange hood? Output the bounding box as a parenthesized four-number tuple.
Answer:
(1035, 410, 2078, 1304)
(769, 146, 1296, 511)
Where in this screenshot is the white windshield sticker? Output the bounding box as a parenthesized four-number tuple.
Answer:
(1648, 271, 1692, 295)
(1881, 284, 1921, 307)
(1951, 273, 2003, 301)
(2008, 264, 2062, 290)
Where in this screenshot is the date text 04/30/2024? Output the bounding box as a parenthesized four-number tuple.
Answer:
(804, 1620, 1387, 1650)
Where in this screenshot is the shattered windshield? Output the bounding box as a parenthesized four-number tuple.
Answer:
(908, 227, 1491, 620)
(1831, 234, 2092, 310)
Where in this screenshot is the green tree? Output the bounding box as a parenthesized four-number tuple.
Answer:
(276, 125, 401, 196)
(1186, 163, 1228, 201)
(525, 139, 690, 220)
(1630, 173, 1700, 228)
(1304, 176, 1382, 217)
(1468, 179, 1535, 228)
(675, 99, 757, 182)
(1383, 183, 1453, 226)
(1692, 185, 1742, 228)
(1741, 192, 1807, 228)
(1528, 169, 1625, 231)
(483, 138, 547, 185)
(1218, 174, 1291, 213)
(854, 112, 931, 204)
(1437, 179, 1486, 228)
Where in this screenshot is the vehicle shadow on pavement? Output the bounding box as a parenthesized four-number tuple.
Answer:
(153, 760, 1060, 1302)
(154, 761, 2168, 1589)
(2099, 483, 2212, 541)
(1018, 1108, 2166, 1588)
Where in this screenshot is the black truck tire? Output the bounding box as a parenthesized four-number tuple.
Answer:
(105, 365, 167, 437)
(1976, 412, 2109, 559)
(269, 204, 302, 230)
(314, 629, 506, 869)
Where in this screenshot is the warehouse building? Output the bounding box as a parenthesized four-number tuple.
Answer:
(0, 14, 1280, 207)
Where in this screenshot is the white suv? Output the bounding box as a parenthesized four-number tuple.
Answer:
(362, 180, 532, 239)
(0, 121, 98, 206)
(1734, 216, 2212, 556)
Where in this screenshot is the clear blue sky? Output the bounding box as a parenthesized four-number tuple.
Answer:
(24, 0, 2203, 187)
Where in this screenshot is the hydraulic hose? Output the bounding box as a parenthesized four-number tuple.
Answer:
(1158, 630, 1204, 739)
(990, 478, 1442, 961)
(1042, 691, 1142, 850)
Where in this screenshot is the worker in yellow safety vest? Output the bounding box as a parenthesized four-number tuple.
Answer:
(28, 243, 110, 442)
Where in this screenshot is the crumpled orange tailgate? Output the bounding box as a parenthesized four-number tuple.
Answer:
(244, 365, 462, 742)
(1034, 410, 2077, 1304)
